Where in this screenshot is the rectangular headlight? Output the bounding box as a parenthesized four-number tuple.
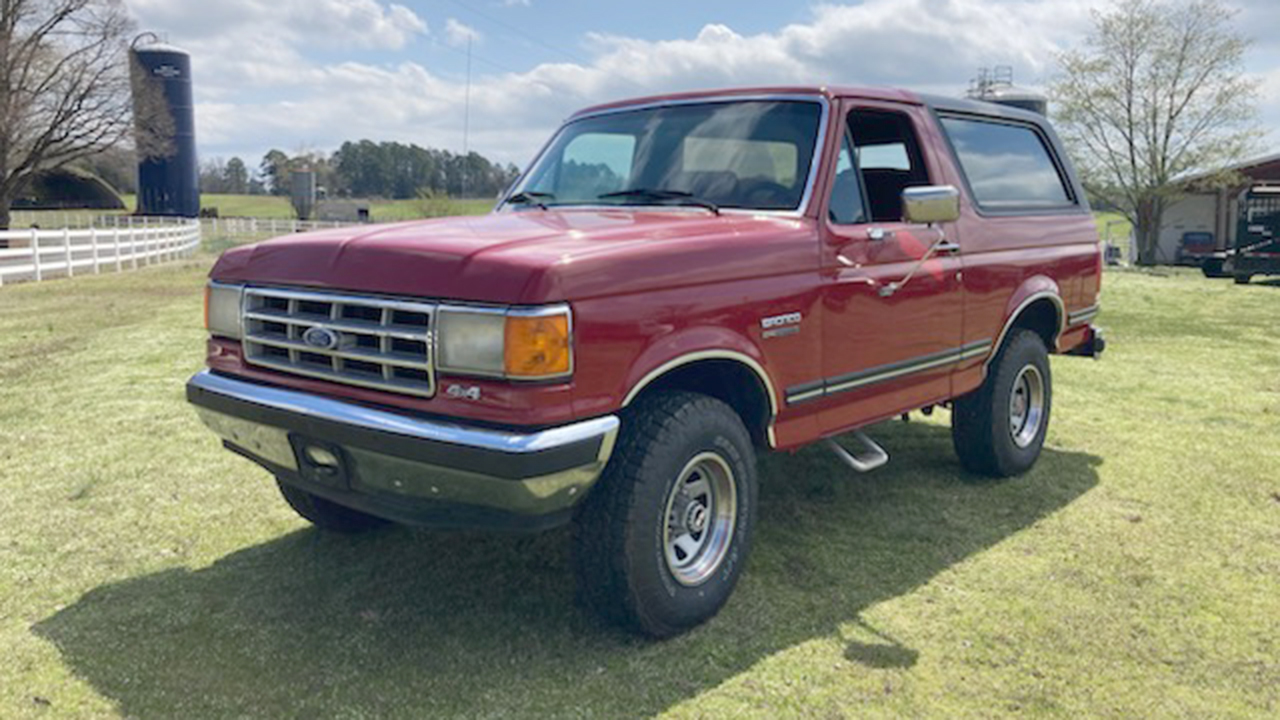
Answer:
(437, 304, 573, 380)
(437, 308, 506, 375)
(205, 282, 243, 339)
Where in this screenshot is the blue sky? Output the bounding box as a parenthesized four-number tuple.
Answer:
(125, 0, 1280, 172)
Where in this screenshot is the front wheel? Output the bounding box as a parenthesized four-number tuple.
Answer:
(573, 391, 757, 638)
(952, 329, 1052, 478)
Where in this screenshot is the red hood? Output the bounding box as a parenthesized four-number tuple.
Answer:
(210, 210, 816, 304)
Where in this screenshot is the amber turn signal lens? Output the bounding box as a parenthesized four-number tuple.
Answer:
(504, 313, 571, 378)
(203, 285, 211, 330)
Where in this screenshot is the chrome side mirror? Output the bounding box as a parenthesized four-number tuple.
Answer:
(903, 185, 960, 225)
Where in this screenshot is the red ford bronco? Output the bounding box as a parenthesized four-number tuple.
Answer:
(189, 86, 1104, 637)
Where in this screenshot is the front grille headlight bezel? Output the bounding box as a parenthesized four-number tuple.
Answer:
(210, 282, 574, 394)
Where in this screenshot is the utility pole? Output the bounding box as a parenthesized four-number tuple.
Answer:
(462, 35, 472, 199)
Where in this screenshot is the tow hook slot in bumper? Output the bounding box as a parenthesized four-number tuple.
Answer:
(826, 431, 890, 473)
(289, 435, 351, 489)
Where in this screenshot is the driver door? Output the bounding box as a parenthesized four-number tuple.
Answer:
(816, 103, 965, 434)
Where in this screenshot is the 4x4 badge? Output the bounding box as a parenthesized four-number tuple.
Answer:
(446, 384, 482, 401)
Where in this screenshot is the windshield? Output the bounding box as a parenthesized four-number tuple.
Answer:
(508, 99, 824, 213)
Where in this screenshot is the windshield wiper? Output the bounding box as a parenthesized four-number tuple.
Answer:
(598, 188, 720, 215)
(506, 190, 554, 210)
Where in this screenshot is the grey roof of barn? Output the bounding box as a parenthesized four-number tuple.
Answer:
(1176, 152, 1280, 186)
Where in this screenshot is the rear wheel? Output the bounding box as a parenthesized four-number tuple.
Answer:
(276, 480, 389, 533)
(952, 329, 1052, 478)
(573, 391, 757, 638)
(1234, 274, 1252, 285)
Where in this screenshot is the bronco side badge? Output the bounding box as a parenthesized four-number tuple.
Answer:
(761, 312, 802, 339)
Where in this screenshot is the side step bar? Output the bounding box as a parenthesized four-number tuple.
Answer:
(826, 431, 890, 473)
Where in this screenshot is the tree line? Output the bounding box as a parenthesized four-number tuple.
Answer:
(198, 143, 521, 200)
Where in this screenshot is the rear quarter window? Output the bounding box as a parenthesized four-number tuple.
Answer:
(939, 116, 1074, 211)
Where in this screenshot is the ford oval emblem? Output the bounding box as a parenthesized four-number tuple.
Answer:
(302, 326, 339, 350)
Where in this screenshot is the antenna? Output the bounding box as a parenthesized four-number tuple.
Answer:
(462, 35, 472, 199)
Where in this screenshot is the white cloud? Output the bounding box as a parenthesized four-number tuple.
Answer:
(128, 0, 426, 51)
(500, 0, 531, 7)
(570, 0, 1098, 94)
(444, 18, 482, 48)
(128, 0, 1280, 169)
(127, 0, 428, 101)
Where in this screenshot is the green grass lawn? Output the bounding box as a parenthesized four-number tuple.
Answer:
(0, 258, 1277, 717)
(9, 195, 497, 229)
(197, 194, 495, 222)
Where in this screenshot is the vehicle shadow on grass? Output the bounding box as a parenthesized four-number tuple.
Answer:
(35, 421, 1100, 718)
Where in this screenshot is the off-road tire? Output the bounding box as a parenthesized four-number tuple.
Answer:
(573, 391, 757, 638)
(276, 480, 389, 533)
(952, 329, 1052, 478)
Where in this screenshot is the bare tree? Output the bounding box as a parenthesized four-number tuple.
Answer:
(0, 0, 134, 230)
(1050, 0, 1260, 265)
(198, 156, 227, 193)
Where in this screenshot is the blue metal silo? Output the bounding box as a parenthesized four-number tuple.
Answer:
(130, 35, 199, 217)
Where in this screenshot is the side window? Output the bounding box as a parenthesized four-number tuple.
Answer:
(556, 133, 636, 201)
(858, 144, 912, 171)
(828, 134, 867, 224)
(940, 116, 1073, 209)
(848, 110, 931, 222)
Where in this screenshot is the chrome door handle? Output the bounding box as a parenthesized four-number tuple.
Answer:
(879, 232, 959, 298)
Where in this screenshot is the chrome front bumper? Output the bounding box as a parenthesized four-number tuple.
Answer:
(186, 371, 619, 530)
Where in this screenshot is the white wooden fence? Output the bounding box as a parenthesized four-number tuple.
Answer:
(7, 213, 352, 235)
(0, 219, 201, 287)
(204, 217, 352, 239)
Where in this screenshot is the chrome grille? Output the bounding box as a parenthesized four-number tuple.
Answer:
(242, 287, 436, 397)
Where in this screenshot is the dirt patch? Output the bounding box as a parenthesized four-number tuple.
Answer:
(0, 336, 82, 380)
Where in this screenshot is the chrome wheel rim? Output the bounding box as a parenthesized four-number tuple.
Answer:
(662, 452, 737, 587)
(1008, 364, 1046, 448)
